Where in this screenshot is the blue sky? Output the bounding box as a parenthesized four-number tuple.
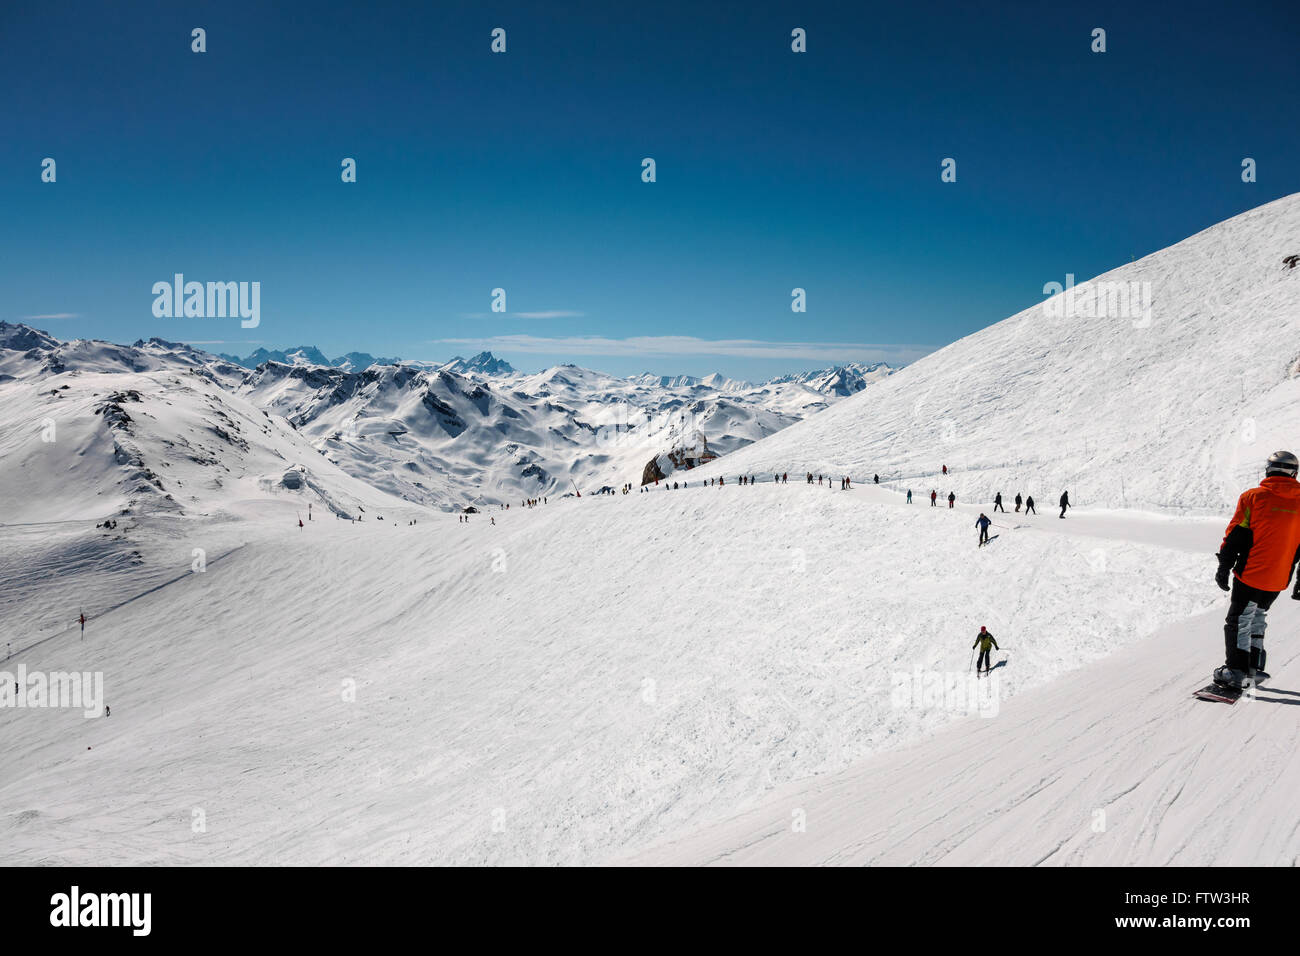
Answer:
(3, 0, 1298, 379)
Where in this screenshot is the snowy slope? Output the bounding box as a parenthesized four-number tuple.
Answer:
(0, 482, 1220, 865)
(687, 195, 1300, 514)
(631, 593, 1300, 866)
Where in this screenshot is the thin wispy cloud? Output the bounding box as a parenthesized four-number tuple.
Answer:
(431, 335, 932, 364)
(23, 312, 81, 320)
(458, 310, 586, 320)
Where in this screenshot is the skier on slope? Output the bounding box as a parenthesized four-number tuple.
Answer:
(1059, 490, 1070, 518)
(947, 491, 956, 509)
(972, 626, 999, 676)
(1025, 495, 1037, 515)
(976, 513, 992, 547)
(994, 492, 1005, 513)
(1212, 450, 1300, 690)
(907, 489, 913, 504)
(1014, 492, 1023, 513)
(930, 490, 937, 507)
(79, 613, 85, 634)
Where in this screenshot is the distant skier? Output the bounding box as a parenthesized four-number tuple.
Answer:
(1014, 493, 1023, 513)
(298, 518, 303, 529)
(976, 513, 991, 547)
(79, 613, 85, 634)
(942, 464, 948, 476)
(948, 491, 956, 509)
(1025, 495, 1036, 515)
(994, 492, 1005, 513)
(1059, 491, 1070, 518)
(873, 474, 879, 484)
(972, 627, 999, 676)
(906, 489, 913, 504)
(1212, 451, 1300, 689)
(930, 490, 937, 507)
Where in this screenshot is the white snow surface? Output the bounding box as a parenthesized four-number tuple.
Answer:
(0, 483, 1231, 865)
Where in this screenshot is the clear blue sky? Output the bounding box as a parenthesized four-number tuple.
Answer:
(3, 0, 1297, 379)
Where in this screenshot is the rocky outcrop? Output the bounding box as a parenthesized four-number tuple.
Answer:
(641, 430, 717, 485)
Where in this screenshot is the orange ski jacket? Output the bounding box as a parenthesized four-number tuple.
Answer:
(1220, 475, 1300, 592)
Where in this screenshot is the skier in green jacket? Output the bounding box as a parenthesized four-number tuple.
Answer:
(972, 626, 999, 675)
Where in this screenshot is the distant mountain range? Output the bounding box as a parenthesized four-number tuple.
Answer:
(216, 343, 892, 397)
(218, 346, 401, 371)
(1, 323, 898, 512)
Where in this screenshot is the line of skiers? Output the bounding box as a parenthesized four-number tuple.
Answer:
(365, 452, 1300, 698)
(923, 490, 960, 508)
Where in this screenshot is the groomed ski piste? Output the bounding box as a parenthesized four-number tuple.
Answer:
(1, 194, 1298, 865)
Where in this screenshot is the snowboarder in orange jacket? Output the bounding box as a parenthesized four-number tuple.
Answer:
(1214, 451, 1300, 688)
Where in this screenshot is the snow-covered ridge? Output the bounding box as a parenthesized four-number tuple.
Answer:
(0, 340, 410, 525)
(688, 193, 1300, 514)
(217, 345, 400, 371)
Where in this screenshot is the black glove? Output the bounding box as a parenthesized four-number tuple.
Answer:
(1214, 554, 1231, 592)
(1292, 583, 1300, 601)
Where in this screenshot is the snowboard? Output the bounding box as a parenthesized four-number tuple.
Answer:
(1193, 683, 1243, 704)
(1193, 670, 1270, 704)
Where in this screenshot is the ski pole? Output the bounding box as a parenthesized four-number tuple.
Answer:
(968, 648, 975, 672)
